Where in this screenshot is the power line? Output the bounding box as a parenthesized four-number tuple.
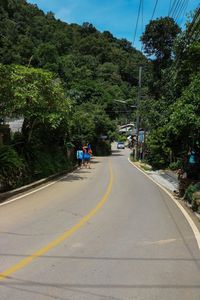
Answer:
(168, 0, 179, 16)
(187, 7, 200, 41)
(151, 0, 159, 20)
(133, 0, 142, 46)
(172, 0, 187, 20)
(141, 0, 144, 33)
(187, 6, 200, 36)
(174, 0, 188, 21)
(141, 0, 144, 51)
(169, 0, 190, 27)
(174, 6, 200, 67)
(179, 0, 189, 25)
(171, 0, 182, 18)
(168, 0, 172, 15)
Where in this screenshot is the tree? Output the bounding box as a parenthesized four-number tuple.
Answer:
(141, 17, 181, 100)
(141, 17, 181, 62)
(171, 8, 200, 99)
(167, 72, 200, 150)
(0, 64, 13, 118)
(0, 65, 71, 143)
(70, 103, 116, 151)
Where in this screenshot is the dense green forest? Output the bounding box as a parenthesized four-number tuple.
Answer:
(140, 9, 200, 169)
(0, 0, 148, 190)
(0, 0, 199, 191)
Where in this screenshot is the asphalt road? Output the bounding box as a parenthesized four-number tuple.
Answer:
(0, 145, 200, 300)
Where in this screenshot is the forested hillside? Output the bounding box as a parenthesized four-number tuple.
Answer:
(139, 9, 200, 169)
(0, 0, 148, 191)
(1, 0, 199, 192)
(0, 0, 147, 110)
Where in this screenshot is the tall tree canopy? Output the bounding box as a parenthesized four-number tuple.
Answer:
(141, 9, 200, 168)
(141, 17, 181, 61)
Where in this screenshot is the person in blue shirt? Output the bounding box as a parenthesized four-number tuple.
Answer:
(76, 147, 83, 169)
(187, 148, 199, 179)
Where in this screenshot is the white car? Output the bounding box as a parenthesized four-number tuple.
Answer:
(117, 142, 125, 149)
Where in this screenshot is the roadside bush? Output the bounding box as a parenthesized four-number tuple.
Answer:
(146, 128, 170, 170)
(169, 160, 183, 171)
(95, 140, 111, 156)
(0, 145, 25, 191)
(185, 183, 200, 211)
(117, 135, 127, 142)
(130, 152, 136, 162)
(33, 147, 73, 179)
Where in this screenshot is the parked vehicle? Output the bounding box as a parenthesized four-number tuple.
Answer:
(117, 141, 125, 149)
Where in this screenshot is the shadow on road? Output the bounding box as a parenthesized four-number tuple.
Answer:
(111, 151, 124, 157)
(1, 269, 200, 300)
(1, 254, 200, 299)
(59, 173, 89, 182)
(91, 159, 101, 164)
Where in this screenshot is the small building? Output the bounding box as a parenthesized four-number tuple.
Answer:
(118, 123, 135, 135)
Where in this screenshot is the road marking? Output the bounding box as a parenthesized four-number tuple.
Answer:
(143, 238, 177, 246)
(0, 174, 71, 207)
(0, 162, 114, 281)
(128, 158, 200, 251)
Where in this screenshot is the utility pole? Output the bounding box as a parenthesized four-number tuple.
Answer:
(134, 65, 142, 160)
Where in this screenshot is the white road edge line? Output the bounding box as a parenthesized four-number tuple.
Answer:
(128, 158, 200, 251)
(0, 173, 70, 207)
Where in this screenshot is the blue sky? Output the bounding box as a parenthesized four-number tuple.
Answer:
(28, 0, 199, 50)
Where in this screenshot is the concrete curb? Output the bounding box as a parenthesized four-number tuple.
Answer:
(0, 166, 76, 204)
(164, 169, 178, 181)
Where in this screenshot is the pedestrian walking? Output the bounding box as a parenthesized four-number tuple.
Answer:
(83, 143, 92, 169)
(187, 148, 199, 179)
(76, 147, 83, 169)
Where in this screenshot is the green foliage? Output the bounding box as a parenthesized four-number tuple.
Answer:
(117, 135, 127, 142)
(95, 140, 111, 156)
(0, 0, 148, 123)
(166, 72, 200, 150)
(141, 17, 181, 60)
(33, 147, 73, 179)
(146, 127, 171, 169)
(0, 0, 150, 190)
(141, 10, 200, 169)
(141, 17, 181, 100)
(185, 183, 200, 207)
(0, 145, 25, 190)
(0, 64, 71, 143)
(168, 160, 183, 171)
(173, 10, 200, 97)
(70, 103, 116, 149)
(0, 64, 13, 117)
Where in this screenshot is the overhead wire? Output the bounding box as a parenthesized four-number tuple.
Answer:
(174, 0, 188, 21)
(168, 0, 179, 16)
(174, 6, 200, 67)
(173, 0, 189, 23)
(133, 0, 142, 46)
(141, 0, 144, 51)
(187, 6, 200, 41)
(151, 0, 159, 20)
(133, 0, 195, 49)
(169, 0, 191, 27)
(141, 0, 144, 33)
(187, 6, 200, 32)
(168, 0, 172, 15)
(171, 0, 183, 18)
(179, 0, 189, 25)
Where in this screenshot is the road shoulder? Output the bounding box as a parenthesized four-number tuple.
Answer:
(128, 158, 200, 251)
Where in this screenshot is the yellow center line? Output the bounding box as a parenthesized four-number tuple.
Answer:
(0, 161, 114, 281)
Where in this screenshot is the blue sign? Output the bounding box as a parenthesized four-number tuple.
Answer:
(138, 131, 144, 143)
